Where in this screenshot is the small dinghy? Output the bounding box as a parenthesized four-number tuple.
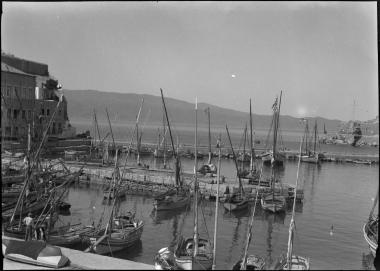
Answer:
(2, 239, 69, 268)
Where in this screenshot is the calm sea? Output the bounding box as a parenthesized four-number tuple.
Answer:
(59, 121, 378, 270)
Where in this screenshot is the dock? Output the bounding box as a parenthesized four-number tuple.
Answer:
(2, 236, 154, 270)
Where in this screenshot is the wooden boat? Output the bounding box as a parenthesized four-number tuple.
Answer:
(85, 214, 144, 254)
(2, 239, 69, 268)
(154, 247, 179, 270)
(274, 254, 310, 270)
(2, 199, 47, 221)
(262, 92, 285, 167)
(156, 93, 213, 270)
(299, 120, 321, 164)
(363, 217, 378, 257)
(174, 237, 213, 270)
(223, 125, 250, 212)
(363, 188, 378, 257)
(154, 191, 190, 211)
(154, 89, 191, 211)
(233, 255, 266, 270)
(224, 193, 249, 212)
(260, 193, 286, 213)
(198, 107, 217, 175)
(274, 139, 310, 270)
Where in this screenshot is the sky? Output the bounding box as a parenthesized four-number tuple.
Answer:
(1, 1, 378, 121)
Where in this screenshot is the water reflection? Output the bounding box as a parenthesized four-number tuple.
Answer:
(266, 213, 275, 267)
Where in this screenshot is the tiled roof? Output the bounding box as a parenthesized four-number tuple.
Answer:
(1, 62, 35, 76)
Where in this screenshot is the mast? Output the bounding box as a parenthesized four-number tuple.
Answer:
(226, 125, 244, 196)
(242, 124, 247, 171)
(305, 120, 309, 155)
(163, 104, 167, 168)
(212, 134, 222, 270)
(313, 120, 317, 154)
(207, 107, 212, 165)
(249, 99, 255, 173)
(286, 136, 303, 269)
(105, 107, 116, 150)
(273, 91, 283, 161)
(160, 89, 180, 186)
(193, 97, 199, 259)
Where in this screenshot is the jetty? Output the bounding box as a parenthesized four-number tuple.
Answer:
(2, 236, 154, 270)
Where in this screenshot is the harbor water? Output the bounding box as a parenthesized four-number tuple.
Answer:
(57, 122, 378, 270)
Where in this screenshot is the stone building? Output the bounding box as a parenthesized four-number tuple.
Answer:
(1, 53, 74, 142)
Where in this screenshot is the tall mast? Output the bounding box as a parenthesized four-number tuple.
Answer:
(212, 134, 222, 270)
(286, 137, 303, 269)
(193, 97, 199, 258)
(249, 99, 255, 172)
(163, 103, 167, 168)
(313, 120, 317, 154)
(241, 124, 247, 172)
(160, 89, 180, 185)
(226, 125, 244, 196)
(207, 107, 212, 164)
(305, 120, 309, 155)
(135, 99, 144, 165)
(105, 107, 116, 150)
(273, 91, 283, 160)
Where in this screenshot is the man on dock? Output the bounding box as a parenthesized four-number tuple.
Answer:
(23, 212, 34, 241)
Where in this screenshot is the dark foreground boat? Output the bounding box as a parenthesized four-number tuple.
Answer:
(2, 239, 69, 268)
(232, 255, 266, 270)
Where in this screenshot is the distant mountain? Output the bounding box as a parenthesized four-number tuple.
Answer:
(63, 89, 344, 133)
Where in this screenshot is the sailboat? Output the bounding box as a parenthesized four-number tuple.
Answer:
(173, 97, 213, 270)
(363, 188, 378, 257)
(198, 107, 217, 175)
(300, 120, 321, 164)
(245, 99, 261, 184)
(232, 165, 266, 270)
(273, 138, 310, 270)
(153, 89, 191, 211)
(261, 91, 285, 167)
(223, 125, 250, 212)
(84, 150, 144, 255)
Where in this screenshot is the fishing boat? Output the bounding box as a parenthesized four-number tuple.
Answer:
(232, 255, 266, 270)
(154, 89, 191, 211)
(86, 213, 144, 254)
(198, 107, 217, 175)
(155, 94, 213, 270)
(84, 151, 144, 255)
(245, 99, 261, 183)
(223, 125, 249, 212)
(274, 139, 310, 270)
(363, 189, 378, 257)
(262, 91, 286, 167)
(299, 120, 321, 164)
(2, 239, 69, 268)
(260, 162, 286, 213)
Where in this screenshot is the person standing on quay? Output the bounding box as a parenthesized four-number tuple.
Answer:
(23, 212, 34, 241)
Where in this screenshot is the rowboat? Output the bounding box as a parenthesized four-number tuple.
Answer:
(363, 218, 378, 257)
(2, 238, 69, 268)
(260, 193, 286, 213)
(233, 255, 266, 270)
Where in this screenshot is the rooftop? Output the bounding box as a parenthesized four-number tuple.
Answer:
(1, 62, 35, 77)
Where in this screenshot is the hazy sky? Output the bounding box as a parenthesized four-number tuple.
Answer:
(2, 1, 378, 121)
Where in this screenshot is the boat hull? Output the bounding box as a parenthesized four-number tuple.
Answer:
(87, 222, 144, 255)
(2, 239, 69, 268)
(154, 194, 190, 211)
(223, 199, 249, 212)
(274, 255, 310, 270)
(363, 219, 378, 257)
(260, 195, 286, 213)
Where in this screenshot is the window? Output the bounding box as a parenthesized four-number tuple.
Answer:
(7, 108, 11, 119)
(22, 110, 26, 119)
(47, 109, 50, 116)
(13, 109, 18, 120)
(14, 86, 19, 98)
(41, 108, 45, 115)
(23, 87, 27, 98)
(28, 110, 32, 120)
(29, 88, 33, 99)
(7, 86, 11, 97)
(5, 127, 11, 136)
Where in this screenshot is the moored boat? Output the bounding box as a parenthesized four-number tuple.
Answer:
(2, 238, 69, 268)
